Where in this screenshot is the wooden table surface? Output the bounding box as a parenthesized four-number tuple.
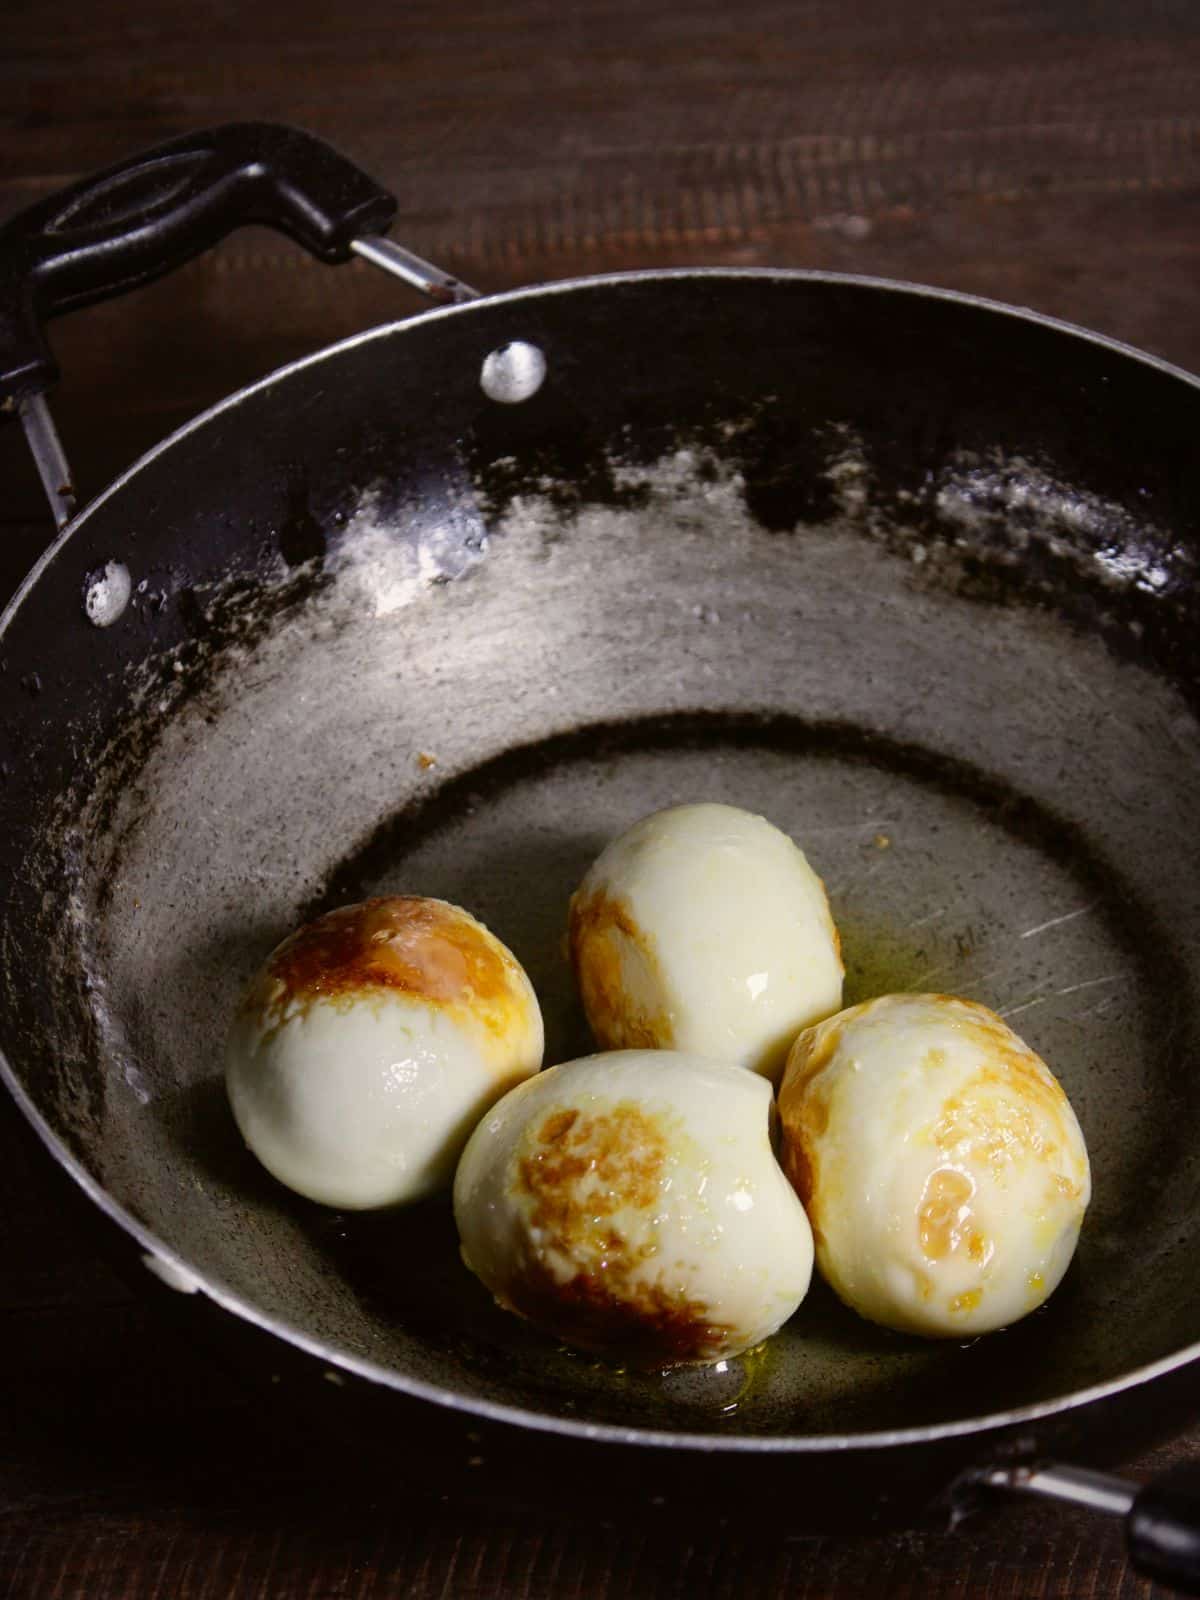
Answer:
(5, 2, 1200, 1593)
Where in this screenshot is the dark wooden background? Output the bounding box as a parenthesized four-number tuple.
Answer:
(4, 1, 1200, 1593)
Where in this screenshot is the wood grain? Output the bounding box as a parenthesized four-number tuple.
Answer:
(3, 1, 1200, 1593)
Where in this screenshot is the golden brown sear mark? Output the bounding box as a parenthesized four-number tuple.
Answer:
(257, 897, 522, 1032)
(567, 888, 670, 1050)
(815, 874, 844, 971)
(779, 1123, 818, 1213)
(938, 996, 1074, 1120)
(780, 1013, 846, 1101)
(777, 1017, 844, 1226)
(917, 1167, 975, 1261)
(539, 1108, 580, 1145)
(518, 1101, 666, 1255)
(499, 1255, 731, 1369)
(502, 1101, 728, 1367)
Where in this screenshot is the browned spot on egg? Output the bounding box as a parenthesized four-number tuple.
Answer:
(500, 1100, 729, 1367)
(497, 1256, 732, 1370)
(967, 1230, 990, 1264)
(945, 998, 1075, 1125)
(777, 1016, 845, 1228)
(950, 1288, 982, 1314)
(804, 1093, 830, 1139)
(934, 1087, 1052, 1175)
(539, 1108, 580, 1144)
(254, 896, 528, 1040)
(779, 1124, 818, 1214)
(567, 888, 671, 1050)
(917, 1167, 975, 1261)
(815, 874, 844, 972)
(518, 1101, 666, 1249)
(780, 1013, 847, 1100)
(919, 999, 1082, 1180)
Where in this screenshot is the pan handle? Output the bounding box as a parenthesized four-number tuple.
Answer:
(985, 1459, 1200, 1594)
(0, 121, 397, 406)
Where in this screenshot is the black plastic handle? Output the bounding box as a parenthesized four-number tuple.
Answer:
(0, 122, 397, 403)
(1129, 1464, 1200, 1594)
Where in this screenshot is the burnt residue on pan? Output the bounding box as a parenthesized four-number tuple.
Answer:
(467, 410, 1200, 719)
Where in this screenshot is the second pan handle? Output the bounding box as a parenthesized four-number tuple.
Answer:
(985, 1459, 1200, 1594)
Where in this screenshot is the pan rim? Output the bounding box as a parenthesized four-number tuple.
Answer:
(5, 260, 1200, 646)
(4, 263, 1200, 1452)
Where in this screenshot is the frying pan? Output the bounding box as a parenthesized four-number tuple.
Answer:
(4, 123, 1200, 1586)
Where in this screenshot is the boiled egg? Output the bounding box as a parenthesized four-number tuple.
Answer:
(453, 1049, 814, 1367)
(225, 896, 543, 1209)
(568, 802, 843, 1080)
(777, 993, 1091, 1338)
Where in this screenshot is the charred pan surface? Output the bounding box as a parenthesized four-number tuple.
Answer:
(468, 392, 1200, 723)
(496, 1102, 730, 1368)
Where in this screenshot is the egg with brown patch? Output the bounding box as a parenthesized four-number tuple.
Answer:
(568, 803, 844, 1080)
(453, 1049, 815, 1367)
(777, 993, 1091, 1338)
(226, 896, 543, 1208)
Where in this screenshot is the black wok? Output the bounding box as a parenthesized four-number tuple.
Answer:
(4, 124, 1200, 1587)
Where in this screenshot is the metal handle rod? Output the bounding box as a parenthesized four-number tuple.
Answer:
(984, 1461, 1138, 1518)
(18, 393, 76, 530)
(351, 235, 481, 305)
(15, 234, 478, 532)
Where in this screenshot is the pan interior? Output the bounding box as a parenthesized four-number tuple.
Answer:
(25, 430, 1198, 1443)
(2, 256, 1200, 1459)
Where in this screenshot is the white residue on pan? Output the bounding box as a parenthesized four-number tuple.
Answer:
(804, 431, 1191, 599)
(934, 452, 1191, 593)
(113, 476, 494, 725)
(482, 448, 751, 564)
(824, 428, 877, 520)
(610, 446, 747, 513)
(1092, 544, 1171, 593)
(324, 482, 489, 617)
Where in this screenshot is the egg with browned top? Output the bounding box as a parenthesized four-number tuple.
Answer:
(777, 993, 1091, 1338)
(225, 896, 543, 1209)
(568, 803, 843, 1081)
(453, 1049, 814, 1367)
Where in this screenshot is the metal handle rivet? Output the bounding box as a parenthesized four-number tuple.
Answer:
(84, 561, 132, 627)
(480, 341, 547, 404)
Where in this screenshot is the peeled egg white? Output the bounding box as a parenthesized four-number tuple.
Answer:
(568, 802, 843, 1080)
(777, 993, 1091, 1338)
(225, 896, 543, 1209)
(453, 1049, 814, 1367)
